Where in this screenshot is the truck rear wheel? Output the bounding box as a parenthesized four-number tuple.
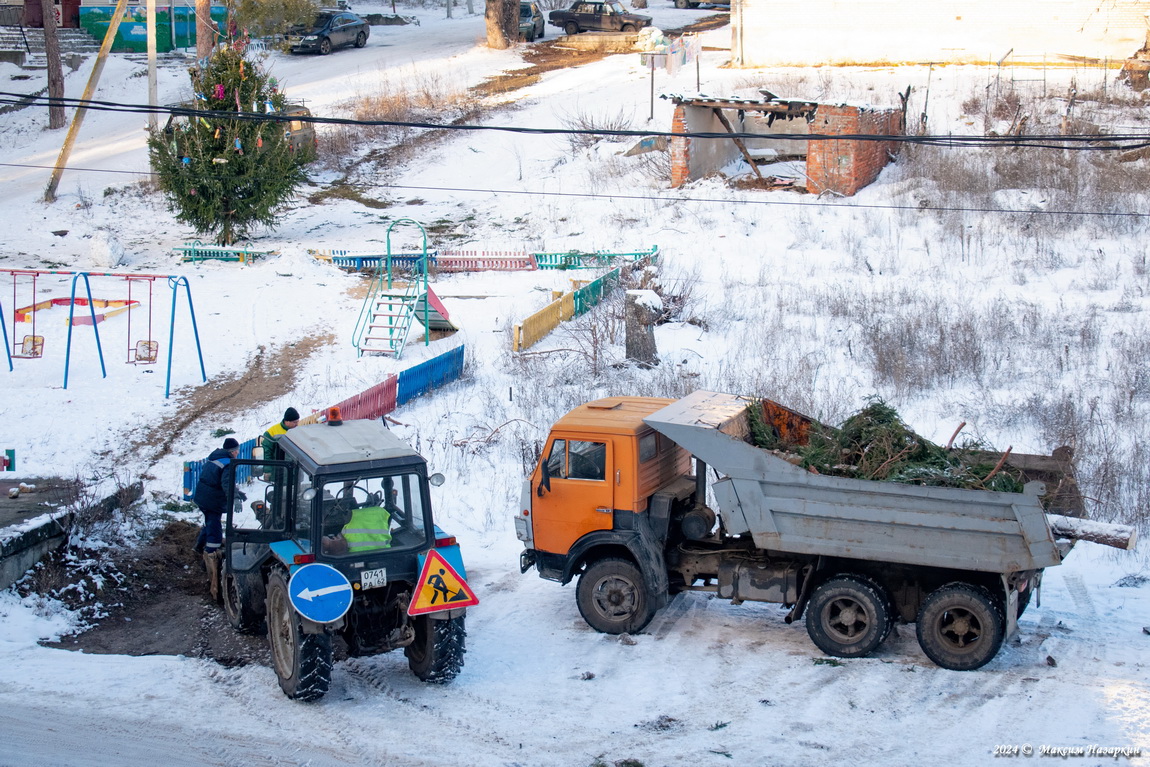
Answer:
(916, 583, 1004, 671)
(406, 613, 466, 683)
(224, 571, 265, 634)
(266, 569, 333, 701)
(806, 575, 892, 658)
(576, 558, 655, 635)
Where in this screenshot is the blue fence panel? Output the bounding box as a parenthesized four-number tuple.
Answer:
(182, 437, 257, 501)
(397, 345, 465, 406)
(184, 349, 464, 500)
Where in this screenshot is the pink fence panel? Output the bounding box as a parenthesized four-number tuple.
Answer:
(332, 374, 398, 421)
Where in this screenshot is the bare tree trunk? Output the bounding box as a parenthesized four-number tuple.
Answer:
(40, 0, 65, 129)
(195, 0, 214, 61)
(1046, 514, 1138, 551)
(625, 290, 661, 367)
(485, 0, 510, 48)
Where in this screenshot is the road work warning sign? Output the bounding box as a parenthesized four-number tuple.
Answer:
(408, 549, 479, 616)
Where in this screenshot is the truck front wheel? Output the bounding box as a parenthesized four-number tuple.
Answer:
(266, 569, 333, 701)
(577, 558, 655, 634)
(916, 583, 1004, 671)
(806, 575, 892, 658)
(406, 613, 466, 683)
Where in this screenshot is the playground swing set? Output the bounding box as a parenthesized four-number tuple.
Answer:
(2, 269, 207, 397)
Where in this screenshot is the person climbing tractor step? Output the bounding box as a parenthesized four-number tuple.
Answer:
(192, 436, 242, 601)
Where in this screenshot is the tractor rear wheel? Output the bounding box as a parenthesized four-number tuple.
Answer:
(266, 569, 332, 701)
(406, 613, 466, 683)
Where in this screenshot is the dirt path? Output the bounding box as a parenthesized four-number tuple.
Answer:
(129, 332, 335, 472)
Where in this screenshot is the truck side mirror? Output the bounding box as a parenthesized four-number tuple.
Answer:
(538, 461, 551, 496)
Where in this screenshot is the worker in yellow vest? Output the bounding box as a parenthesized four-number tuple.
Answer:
(343, 504, 393, 553)
(322, 502, 392, 555)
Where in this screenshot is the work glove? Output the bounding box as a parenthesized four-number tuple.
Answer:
(236, 490, 248, 501)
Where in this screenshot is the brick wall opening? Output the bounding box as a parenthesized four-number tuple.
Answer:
(667, 95, 904, 196)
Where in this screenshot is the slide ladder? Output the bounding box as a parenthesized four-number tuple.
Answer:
(356, 281, 420, 358)
(352, 220, 458, 359)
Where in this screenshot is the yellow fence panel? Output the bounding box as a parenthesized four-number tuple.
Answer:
(513, 292, 575, 352)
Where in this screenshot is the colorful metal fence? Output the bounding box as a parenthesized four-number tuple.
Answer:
(183, 344, 464, 499)
(182, 437, 256, 500)
(397, 345, 465, 405)
(512, 257, 645, 352)
(512, 291, 575, 352)
(313, 246, 657, 274)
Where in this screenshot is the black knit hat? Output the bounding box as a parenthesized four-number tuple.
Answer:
(223, 437, 240, 450)
(284, 407, 300, 422)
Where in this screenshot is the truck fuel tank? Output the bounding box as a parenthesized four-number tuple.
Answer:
(717, 560, 799, 605)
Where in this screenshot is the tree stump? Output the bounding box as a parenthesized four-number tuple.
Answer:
(625, 290, 661, 368)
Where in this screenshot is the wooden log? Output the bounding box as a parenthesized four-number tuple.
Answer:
(1046, 513, 1138, 551)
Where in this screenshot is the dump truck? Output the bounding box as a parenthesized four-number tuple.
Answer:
(516, 391, 1133, 670)
(224, 414, 473, 701)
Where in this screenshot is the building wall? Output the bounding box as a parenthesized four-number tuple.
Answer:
(806, 105, 903, 196)
(731, 0, 1149, 67)
(671, 102, 903, 195)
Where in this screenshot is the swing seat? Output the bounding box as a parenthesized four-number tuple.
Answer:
(18, 335, 44, 358)
(131, 340, 158, 364)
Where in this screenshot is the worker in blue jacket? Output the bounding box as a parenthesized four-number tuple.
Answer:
(193, 437, 240, 601)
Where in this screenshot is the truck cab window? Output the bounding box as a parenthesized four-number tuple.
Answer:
(568, 440, 606, 480)
(638, 432, 658, 463)
(546, 439, 567, 479)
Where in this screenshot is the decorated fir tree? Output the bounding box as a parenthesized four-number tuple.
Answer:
(148, 40, 313, 245)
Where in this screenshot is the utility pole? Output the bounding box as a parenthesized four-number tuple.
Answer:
(39, 0, 64, 129)
(147, 0, 157, 130)
(195, 0, 212, 62)
(44, 0, 131, 202)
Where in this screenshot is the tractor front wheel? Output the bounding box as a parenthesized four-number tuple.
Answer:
(266, 569, 332, 701)
(224, 571, 265, 634)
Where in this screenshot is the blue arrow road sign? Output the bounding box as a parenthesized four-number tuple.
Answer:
(288, 563, 353, 624)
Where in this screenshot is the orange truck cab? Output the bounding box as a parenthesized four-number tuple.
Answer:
(515, 397, 693, 628)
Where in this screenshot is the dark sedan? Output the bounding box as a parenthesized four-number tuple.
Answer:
(287, 10, 369, 55)
(548, 0, 651, 35)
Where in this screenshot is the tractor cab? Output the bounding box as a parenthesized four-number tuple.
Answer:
(223, 413, 470, 702)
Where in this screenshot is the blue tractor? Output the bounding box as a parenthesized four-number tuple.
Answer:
(223, 415, 471, 701)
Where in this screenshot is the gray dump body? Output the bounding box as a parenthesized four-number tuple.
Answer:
(645, 390, 1066, 575)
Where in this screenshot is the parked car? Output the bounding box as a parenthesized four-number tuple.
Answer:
(672, 0, 729, 7)
(161, 103, 317, 156)
(520, 1, 545, 41)
(286, 10, 369, 55)
(548, 1, 652, 35)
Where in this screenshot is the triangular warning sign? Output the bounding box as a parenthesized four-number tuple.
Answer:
(408, 549, 479, 616)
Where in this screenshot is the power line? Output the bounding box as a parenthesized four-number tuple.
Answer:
(1, 160, 1145, 219)
(3, 91, 1150, 151)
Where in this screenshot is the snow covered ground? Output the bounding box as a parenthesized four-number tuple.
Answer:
(1, 3, 1148, 765)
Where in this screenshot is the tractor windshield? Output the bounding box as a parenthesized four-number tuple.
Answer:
(317, 471, 429, 556)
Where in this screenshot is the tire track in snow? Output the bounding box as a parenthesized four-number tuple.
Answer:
(202, 662, 423, 766)
(339, 657, 518, 751)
